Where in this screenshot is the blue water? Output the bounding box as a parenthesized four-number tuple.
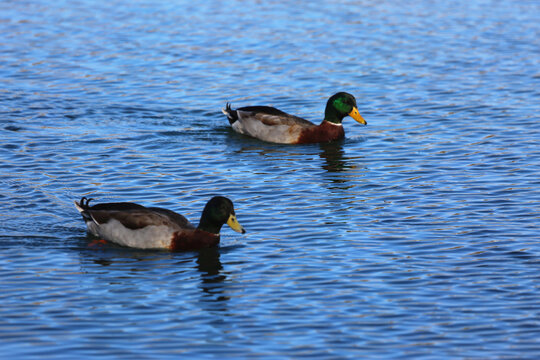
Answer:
(1, 0, 540, 358)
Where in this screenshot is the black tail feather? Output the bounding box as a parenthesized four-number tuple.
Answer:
(223, 103, 238, 125)
(79, 196, 94, 210)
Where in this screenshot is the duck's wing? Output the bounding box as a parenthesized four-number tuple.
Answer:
(75, 198, 146, 214)
(87, 208, 181, 231)
(75, 198, 194, 231)
(74, 199, 144, 222)
(224, 105, 315, 144)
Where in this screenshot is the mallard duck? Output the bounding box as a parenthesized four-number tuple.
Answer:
(222, 92, 366, 144)
(74, 196, 245, 251)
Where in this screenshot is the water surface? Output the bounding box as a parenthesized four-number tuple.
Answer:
(1, 0, 540, 358)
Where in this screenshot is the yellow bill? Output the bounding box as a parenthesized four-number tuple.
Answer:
(227, 214, 246, 234)
(349, 106, 366, 125)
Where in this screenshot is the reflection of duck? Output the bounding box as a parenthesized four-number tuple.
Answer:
(75, 196, 245, 251)
(223, 92, 366, 144)
(197, 248, 230, 305)
(197, 247, 226, 284)
(319, 141, 348, 172)
(79, 246, 230, 307)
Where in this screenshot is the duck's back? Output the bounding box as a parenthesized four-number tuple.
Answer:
(146, 207, 195, 229)
(237, 106, 314, 127)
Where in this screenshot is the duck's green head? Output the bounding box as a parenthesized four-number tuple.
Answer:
(324, 92, 366, 125)
(198, 196, 246, 235)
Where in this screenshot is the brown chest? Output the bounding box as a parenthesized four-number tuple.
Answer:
(170, 229, 220, 251)
(295, 122, 345, 144)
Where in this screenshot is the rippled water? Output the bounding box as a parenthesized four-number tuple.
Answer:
(1, 0, 540, 358)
